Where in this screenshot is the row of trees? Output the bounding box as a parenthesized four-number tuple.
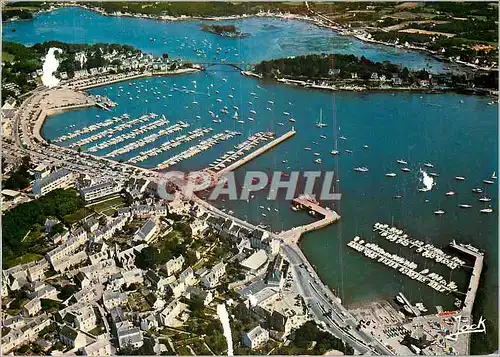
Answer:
(83, 2, 308, 17)
(254, 53, 410, 81)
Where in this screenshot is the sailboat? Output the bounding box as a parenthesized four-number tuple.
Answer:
(315, 109, 327, 128)
(492, 171, 497, 179)
(233, 110, 239, 120)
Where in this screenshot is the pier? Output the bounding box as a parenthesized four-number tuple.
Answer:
(216, 128, 296, 176)
(292, 195, 334, 219)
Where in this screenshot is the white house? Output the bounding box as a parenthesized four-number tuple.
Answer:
(59, 325, 87, 349)
(32, 169, 74, 197)
(102, 290, 128, 311)
(134, 218, 158, 243)
(158, 299, 182, 326)
(201, 261, 226, 289)
(163, 255, 185, 276)
(82, 339, 113, 356)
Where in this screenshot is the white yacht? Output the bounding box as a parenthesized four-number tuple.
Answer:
(397, 159, 408, 165)
(455, 176, 466, 181)
(446, 191, 456, 196)
(434, 210, 445, 215)
(386, 173, 397, 177)
(480, 208, 493, 214)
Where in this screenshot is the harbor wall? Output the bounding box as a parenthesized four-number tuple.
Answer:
(218, 129, 296, 175)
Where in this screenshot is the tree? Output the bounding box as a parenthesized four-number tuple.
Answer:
(162, 53, 169, 60)
(135, 246, 161, 269)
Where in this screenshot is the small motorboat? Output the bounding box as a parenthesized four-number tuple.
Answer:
(446, 191, 456, 196)
(401, 167, 410, 172)
(484, 179, 494, 184)
(458, 204, 472, 208)
(423, 163, 434, 168)
(480, 208, 493, 214)
(386, 173, 396, 177)
(455, 176, 466, 181)
(479, 197, 492, 202)
(434, 210, 445, 215)
(330, 150, 339, 155)
(397, 159, 408, 165)
(472, 188, 483, 194)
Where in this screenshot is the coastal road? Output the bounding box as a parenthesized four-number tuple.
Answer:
(282, 244, 394, 355)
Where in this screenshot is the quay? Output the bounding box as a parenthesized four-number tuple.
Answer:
(216, 128, 296, 176)
(398, 292, 421, 317)
(292, 195, 334, 219)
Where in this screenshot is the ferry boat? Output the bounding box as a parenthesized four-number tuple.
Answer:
(397, 159, 408, 165)
(386, 173, 397, 177)
(354, 167, 369, 172)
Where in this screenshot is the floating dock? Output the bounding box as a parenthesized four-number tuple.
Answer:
(216, 128, 296, 176)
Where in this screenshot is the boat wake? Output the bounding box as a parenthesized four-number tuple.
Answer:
(419, 168, 435, 192)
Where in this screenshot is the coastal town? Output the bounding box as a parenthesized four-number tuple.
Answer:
(1, 1, 497, 356)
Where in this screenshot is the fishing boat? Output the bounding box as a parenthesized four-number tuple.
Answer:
(397, 159, 408, 165)
(434, 209, 445, 215)
(455, 176, 466, 181)
(446, 191, 456, 196)
(385, 173, 397, 177)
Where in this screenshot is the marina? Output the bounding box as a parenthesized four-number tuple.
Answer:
(103, 121, 190, 158)
(347, 237, 461, 295)
(206, 131, 275, 173)
(373, 223, 466, 270)
(86, 116, 170, 153)
(128, 127, 212, 164)
(156, 130, 241, 170)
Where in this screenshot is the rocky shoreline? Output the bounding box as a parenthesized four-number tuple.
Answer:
(8, 3, 495, 73)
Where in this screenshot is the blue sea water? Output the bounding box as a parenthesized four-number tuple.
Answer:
(4, 7, 498, 352)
